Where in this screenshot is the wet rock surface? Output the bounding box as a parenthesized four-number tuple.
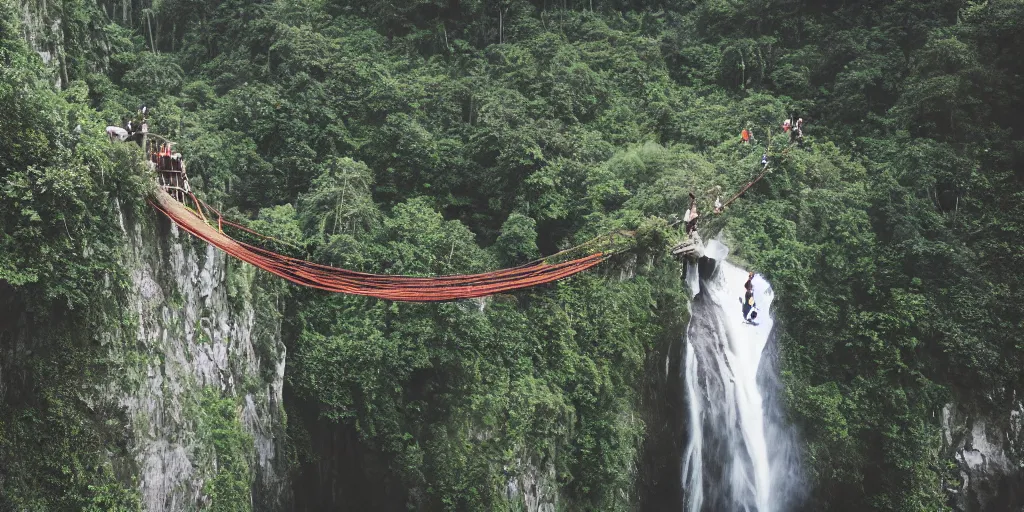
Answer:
(942, 399, 1024, 512)
(119, 213, 290, 510)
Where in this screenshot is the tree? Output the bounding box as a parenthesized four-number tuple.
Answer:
(299, 157, 379, 240)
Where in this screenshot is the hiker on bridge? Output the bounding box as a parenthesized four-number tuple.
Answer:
(683, 193, 700, 234)
(704, 185, 723, 214)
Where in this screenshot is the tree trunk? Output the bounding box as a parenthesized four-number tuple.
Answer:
(146, 12, 156, 53)
(740, 50, 746, 89)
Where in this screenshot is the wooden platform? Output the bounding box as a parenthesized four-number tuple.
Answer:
(671, 231, 705, 259)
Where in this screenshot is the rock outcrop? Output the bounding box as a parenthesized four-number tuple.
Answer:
(942, 399, 1024, 512)
(118, 208, 291, 510)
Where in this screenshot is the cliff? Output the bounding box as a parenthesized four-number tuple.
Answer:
(0, 196, 291, 510)
(120, 204, 291, 510)
(943, 398, 1024, 511)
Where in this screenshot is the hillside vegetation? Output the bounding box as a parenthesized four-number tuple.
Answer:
(2, 0, 1023, 510)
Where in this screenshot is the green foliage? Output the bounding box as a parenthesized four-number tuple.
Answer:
(299, 156, 379, 240)
(0, 8, 144, 509)
(494, 212, 541, 266)
(0, 345, 143, 511)
(0, 17, 148, 305)
(289, 268, 683, 510)
(199, 390, 255, 511)
(6, 0, 1024, 509)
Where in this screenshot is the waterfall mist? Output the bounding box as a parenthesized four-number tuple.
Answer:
(681, 241, 804, 512)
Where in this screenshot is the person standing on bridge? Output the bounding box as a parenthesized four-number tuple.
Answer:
(704, 185, 723, 214)
(683, 193, 699, 234)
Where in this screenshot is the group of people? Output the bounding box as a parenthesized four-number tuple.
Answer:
(151, 142, 191, 202)
(738, 115, 807, 145)
(104, 105, 192, 202)
(782, 116, 804, 144)
(106, 105, 149, 145)
(153, 143, 184, 170)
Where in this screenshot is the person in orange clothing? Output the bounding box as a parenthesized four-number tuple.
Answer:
(741, 127, 751, 144)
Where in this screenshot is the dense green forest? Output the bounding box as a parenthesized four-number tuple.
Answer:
(2, 0, 1023, 510)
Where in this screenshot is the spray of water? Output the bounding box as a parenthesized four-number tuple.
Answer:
(681, 240, 803, 512)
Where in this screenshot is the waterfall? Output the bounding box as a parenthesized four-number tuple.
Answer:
(681, 240, 803, 512)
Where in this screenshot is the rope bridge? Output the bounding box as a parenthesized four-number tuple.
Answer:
(142, 123, 780, 301)
(148, 187, 622, 302)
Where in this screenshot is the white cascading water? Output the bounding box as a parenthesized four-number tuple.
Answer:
(681, 240, 803, 512)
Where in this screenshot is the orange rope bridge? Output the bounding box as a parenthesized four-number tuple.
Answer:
(148, 188, 620, 302)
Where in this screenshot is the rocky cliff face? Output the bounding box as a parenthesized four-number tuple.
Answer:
(502, 456, 559, 512)
(942, 398, 1024, 512)
(18, 0, 67, 86)
(1, 200, 291, 510)
(18, 0, 114, 88)
(118, 207, 291, 510)
(10, 0, 291, 505)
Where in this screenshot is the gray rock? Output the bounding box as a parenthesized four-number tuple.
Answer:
(503, 456, 559, 512)
(113, 207, 290, 510)
(942, 400, 1024, 512)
